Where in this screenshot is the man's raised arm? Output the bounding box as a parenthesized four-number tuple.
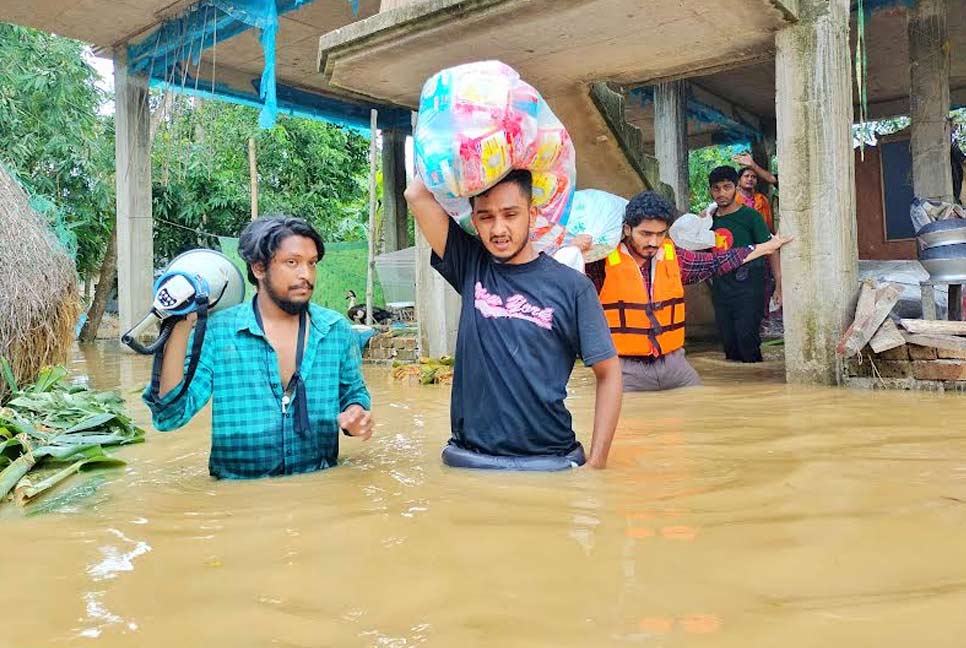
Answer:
(404, 177, 451, 258)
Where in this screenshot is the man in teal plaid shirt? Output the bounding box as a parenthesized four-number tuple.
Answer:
(143, 215, 374, 479)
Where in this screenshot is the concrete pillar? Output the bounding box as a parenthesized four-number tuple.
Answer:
(775, 0, 857, 385)
(653, 81, 690, 212)
(414, 227, 460, 357)
(113, 49, 154, 336)
(381, 129, 409, 251)
(908, 0, 953, 202)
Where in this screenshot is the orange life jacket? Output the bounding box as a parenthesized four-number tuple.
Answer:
(598, 243, 685, 357)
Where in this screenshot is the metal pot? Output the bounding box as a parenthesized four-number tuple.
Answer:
(918, 242, 966, 283)
(916, 219, 966, 249)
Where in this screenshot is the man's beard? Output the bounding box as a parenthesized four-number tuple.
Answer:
(264, 274, 312, 315)
(628, 239, 658, 259)
(489, 236, 530, 264)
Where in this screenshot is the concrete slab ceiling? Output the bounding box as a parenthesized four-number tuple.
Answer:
(315, 0, 795, 194)
(0, 0, 379, 95)
(0, 0, 412, 130)
(317, 0, 797, 108)
(671, 3, 966, 130)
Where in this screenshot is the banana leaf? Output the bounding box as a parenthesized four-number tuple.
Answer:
(0, 362, 145, 509)
(64, 412, 117, 433)
(0, 454, 36, 501)
(28, 365, 69, 393)
(14, 446, 124, 505)
(0, 356, 17, 396)
(0, 437, 23, 456)
(32, 443, 100, 461)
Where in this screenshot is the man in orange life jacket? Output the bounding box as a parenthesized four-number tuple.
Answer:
(583, 191, 791, 391)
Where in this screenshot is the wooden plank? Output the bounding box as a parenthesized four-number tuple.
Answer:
(869, 319, 905, 353)
(899, 319, 966, 336)
(901, 331, 966, 354)
(837, 282, 902, 357)
(854, 279, 877, 322)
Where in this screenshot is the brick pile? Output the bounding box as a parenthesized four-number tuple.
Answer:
(363, 332, 418, 363)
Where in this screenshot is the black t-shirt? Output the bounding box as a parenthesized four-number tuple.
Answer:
(431, 220, 616, 457)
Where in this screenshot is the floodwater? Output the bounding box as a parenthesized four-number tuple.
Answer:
(4, 343, 966, 647)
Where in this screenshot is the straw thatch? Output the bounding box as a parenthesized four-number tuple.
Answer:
(0, 165, 80, 399)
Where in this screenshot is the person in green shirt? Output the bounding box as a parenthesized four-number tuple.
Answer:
(707, 166, 777, 363)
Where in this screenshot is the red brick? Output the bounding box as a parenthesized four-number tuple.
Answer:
(874, 360, 913, 379)
(912, 360, 966, 381)
(875, 345, 910, 361)
(845, 358, 872, 377)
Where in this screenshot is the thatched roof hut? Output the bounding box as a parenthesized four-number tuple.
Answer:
(0, 165, 80, 398)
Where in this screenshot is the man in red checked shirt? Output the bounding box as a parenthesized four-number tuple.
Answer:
(579, 191, 791, 392)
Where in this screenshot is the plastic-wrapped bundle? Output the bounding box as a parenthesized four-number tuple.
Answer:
(413, 60, 576, 229)
(669, 212, 716, 251)
(559, 189, 626, 262)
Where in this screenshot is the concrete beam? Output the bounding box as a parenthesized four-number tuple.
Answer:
(689, 84, 765, 138)
(113, 50, 154, 337)
(861, 86, 966, 121)
(381, 128, 409, 252)
(589, 82, 672, 201)
(628, 83, 766, 147)
(776, 0, 858, 385)
(908, 0, 954, 201)
(654, 81, 690, 212)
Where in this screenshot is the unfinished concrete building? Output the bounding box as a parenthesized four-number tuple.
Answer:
(1, 0, 962, 386)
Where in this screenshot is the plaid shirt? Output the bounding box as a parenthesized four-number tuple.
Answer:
(143, 300, 370, 479)
(586, 245, 751, 295)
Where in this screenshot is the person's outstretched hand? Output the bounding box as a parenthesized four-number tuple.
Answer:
(338, 405, 374, 440)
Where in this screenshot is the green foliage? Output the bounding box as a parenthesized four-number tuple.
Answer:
(152, 98, 372, 263)
(951, 108, 966, 152)
(0, 25, 376, 288)
(0, 361, 144, 508)
(219, 237, 385, 311)
(853, 116, 910, 148)
(0, 24, 115, 277)
(688, 144, 746, 213)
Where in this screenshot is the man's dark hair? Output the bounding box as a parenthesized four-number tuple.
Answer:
(238, 215, 325, 285)
(708, 165, 739, 187)
(624, 191, 676, 228)
(469, 169, 533, 208)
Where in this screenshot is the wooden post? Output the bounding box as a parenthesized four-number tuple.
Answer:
(366, 109, 378, 326)
(248, 137, 258, 221)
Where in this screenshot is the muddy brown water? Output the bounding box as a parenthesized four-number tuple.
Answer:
(3, 343, 966, 646)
